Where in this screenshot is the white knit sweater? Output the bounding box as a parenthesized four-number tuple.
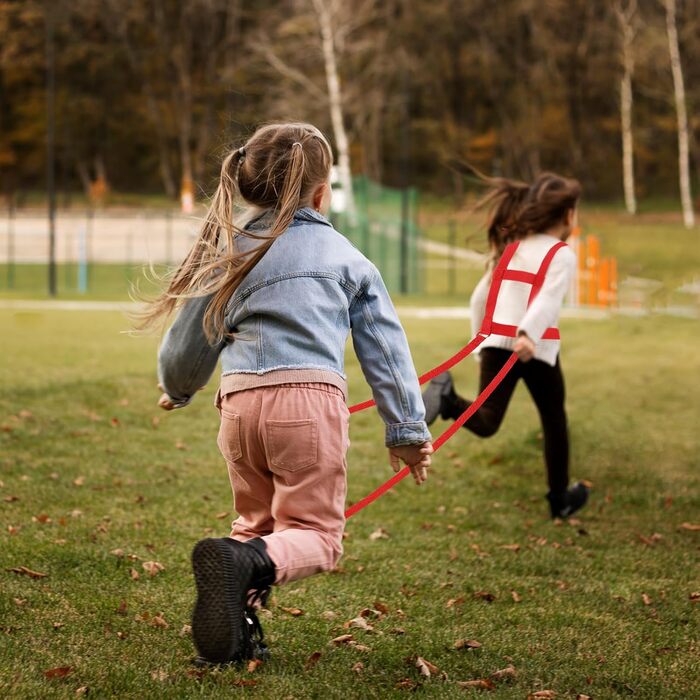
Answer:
(470, 234, 577, 367)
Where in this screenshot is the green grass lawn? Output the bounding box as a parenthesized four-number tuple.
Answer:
(1, 308, 698, 699)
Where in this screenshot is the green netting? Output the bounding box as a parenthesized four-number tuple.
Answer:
(332, 175, 422, 295)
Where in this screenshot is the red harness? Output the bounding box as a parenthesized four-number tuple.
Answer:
(345, 239, 568, 518)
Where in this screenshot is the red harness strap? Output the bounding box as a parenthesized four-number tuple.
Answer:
(480, 240, 567, 340)
(344, 240, 568, 518)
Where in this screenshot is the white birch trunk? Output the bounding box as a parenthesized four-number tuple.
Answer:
(616, 0, 637, 215)
(311, 0, 357, 222)
(665, 0, 695, 228)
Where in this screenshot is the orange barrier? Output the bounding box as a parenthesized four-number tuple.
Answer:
(570, 229, 617, 308)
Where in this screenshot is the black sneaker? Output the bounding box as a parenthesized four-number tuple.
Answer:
(422, 372, 455, 425)
(191, 537, 275, 665)
(546, 482, 590, 519)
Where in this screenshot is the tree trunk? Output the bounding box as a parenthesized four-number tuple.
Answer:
(616, 0, 637, 215)
(665, 0, 694, 228)
(311, 0, 356, 222)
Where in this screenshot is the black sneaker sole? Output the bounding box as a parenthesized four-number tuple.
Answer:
(191, 538, 245, 664)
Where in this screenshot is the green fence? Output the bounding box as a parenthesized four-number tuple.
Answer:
(332, 176, 422, 295)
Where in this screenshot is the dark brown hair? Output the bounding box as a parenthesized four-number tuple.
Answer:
(472, 170, 581, 260)
(135, 123, 333, 341)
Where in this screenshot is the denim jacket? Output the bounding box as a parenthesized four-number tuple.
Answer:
(157, 207, 430, 447)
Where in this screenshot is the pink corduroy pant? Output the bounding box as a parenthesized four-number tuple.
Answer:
(216, 383, 349, 585)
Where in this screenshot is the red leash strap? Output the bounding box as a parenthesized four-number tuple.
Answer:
(345, 351, 519, 518)
(344, 239, 568, 519)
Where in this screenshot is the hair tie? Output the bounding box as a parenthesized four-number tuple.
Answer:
(291, 142, 302, 148)
(238, 146, 246, 158)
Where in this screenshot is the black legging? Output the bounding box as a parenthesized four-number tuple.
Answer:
(448, 348, 569, 494)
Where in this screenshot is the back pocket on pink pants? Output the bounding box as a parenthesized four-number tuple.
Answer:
(266, 419, 318, 472)
(218, 410, 243, 462)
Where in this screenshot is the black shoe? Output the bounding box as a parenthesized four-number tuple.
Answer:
(547, 482, 590, 519)
(422, 372, 455, 425)
(191, 537, 275, 665)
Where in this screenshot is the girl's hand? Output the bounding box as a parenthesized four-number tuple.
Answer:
(514, 332, 536, 362)
(158, 393, 177, 411)
(389, 442, 434, 485)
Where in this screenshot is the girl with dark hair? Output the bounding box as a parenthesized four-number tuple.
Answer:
(422, 172, 589, 519)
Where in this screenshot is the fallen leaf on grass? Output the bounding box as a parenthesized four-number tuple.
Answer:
(490, 664, 517, 681)
(499, 544, 521, 553)
(4, 495, 19, 502)
(343, 616, 373, 631)
(215, 512, 230, 519)
(247, 659, 263, 673)
(321, 610, 337, 620)
(110, 418, 120, 428)
(415, 656, 439, 678)
(395, 678, 419, 690)
(456, 679, 495, 690)
(151, 614, 168, 628)
(473, 591, 496, 602)
(280, 606, 304, 617)
(44, 667, 73, 679)
(231, 679, 258, 687)
(52, 622, 64, 630)
(76, 686, 89, 696)
(511, 590, 522, 603)
(352, 661, 364, 673)
(454, 638, 481, 650)
(679, 522, 700, 531)
(129, 568, 140, 581)
(690, 592, 700, 603)
(642, 593, 652, 606)
(353, 643, 372, 652)
(142, 561, 165, 577)
(576, 695, 592, 700)
(637, 533, 663, 546)
(180, 624, 192, 637)
(151, 669, 168, 681)
(73, 477, 85, 487)
(7, 566, 47, 579)
(369, 527, 390, 541)
(13, 598, 27, 607)
(446, 597, 465, 608)
(304, 651, 322, 670)
(330, 634, 354, 645)
(116, 600, 128, 616)
(110, 549, 125, 558)
(175, 440, 188, 451)
(528, 691, 557, 699)
(32, 513, 51, 524)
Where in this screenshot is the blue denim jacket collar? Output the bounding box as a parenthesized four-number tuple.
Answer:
(247, 206, 332, 232)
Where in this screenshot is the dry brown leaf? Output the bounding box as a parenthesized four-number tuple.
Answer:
(151, 613, 168, 628)
(690, 592, 700, 603)
(44, 666, 73, 679)
(344, 616, 374, 631)
(129, 568, 140, 581)
(352, 661, 364, 673)
(151, 669, 168, 681)
(75, 686, 89, 696)
(446, 596, 465, 608)
(528, 691, 557, 699)
(679, 522, 700, 531)
(490, 664, 517, 681)
(395, 678, 418, 690)
(142, 561, 165, 577)
(280, 606, 304, 617)
(576, 695, 592, 700)
(179, 624, 192, 637)
(215, 512, 230, 519)
(499, 544, 521, 553)
(116, 600, 128, 616)
(642, 593, 652, 606)
(330, 634, 354, 645)
(110, 548, 125, 558)
(175, 440, 188, 451)
(73, 476, 85, 487)
(33, 513, 51, 524)
(456, 679, 495, 690)
(473, 591, 496, 602)
(52, 622, 64, 630)
(304, 651, 322, 670)
(415, 656, 439, 677)
(454, 638, 481, 650)
(151, 416, 160, 429)
(247, 659, 263, 673)
(353, 643, 372, 652)
(373, 601, 389, 615)
(110, 417, 120, 428)
(321, 610, 337, 620)
(391, 627, 406, 635)
(511, 590, 522, 603)
(13, 598, 27, 607)
(7, 566, 47, 579)
(369, 527, 390, 541)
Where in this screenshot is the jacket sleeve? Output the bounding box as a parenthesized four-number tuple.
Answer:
(157, 295, 226, 408)
(349, 267, 431, 447)
(517, 246, 576, 342)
